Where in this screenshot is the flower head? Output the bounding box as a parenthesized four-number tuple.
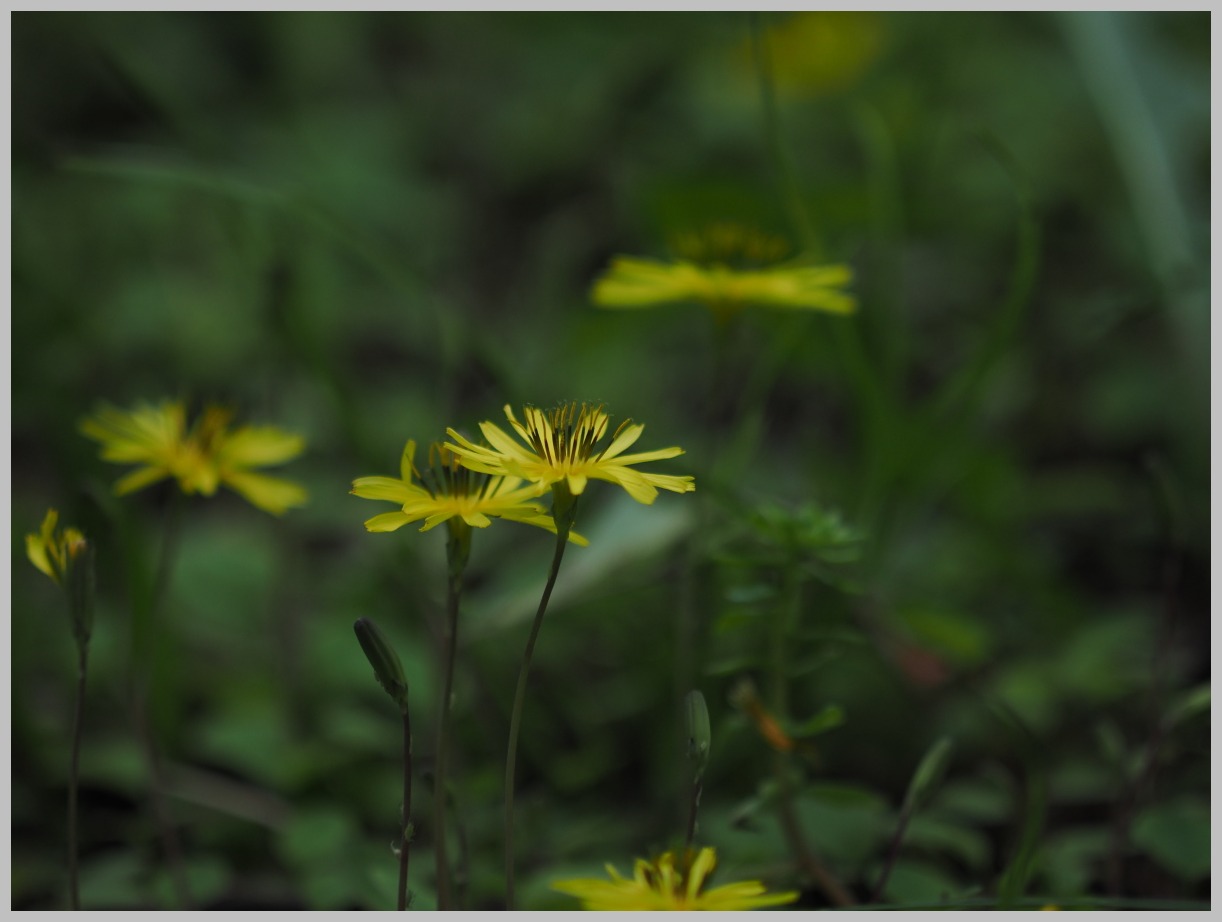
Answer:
(80, 400, 308, 515)
(445, 403, 695, 505)
(26, 509, 87, 586)
(351, 439, 587, 544)
(591, 222, 856, 318)
(27, 508, 95, 646)
(551, 846, 799, 911)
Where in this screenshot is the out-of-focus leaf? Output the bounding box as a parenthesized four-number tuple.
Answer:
(1131, 797, 1210, 881)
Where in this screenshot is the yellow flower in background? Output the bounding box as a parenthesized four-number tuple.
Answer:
(746, 12, 884, 99)
(591, 223, 856, 318)
(80, 400, 308, 515)
(445, 403, 695, 505)
(352, 439, 587, 544)
(551, 847, 799, 911)
(26, 509, 88, 586)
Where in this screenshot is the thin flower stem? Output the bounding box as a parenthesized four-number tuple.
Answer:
(683, 777, 702, 853)
(503, 523, 572, 910)
(130, 495, 192, 908)
(399, 708, 413, 911)
(434, 570, 461, 910)
(749, 11, 820, 259)
(870, 804, 913, 902)
(67, 647, 88, 910)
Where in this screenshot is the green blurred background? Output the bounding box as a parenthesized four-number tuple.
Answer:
(12, 12, 1210, 909)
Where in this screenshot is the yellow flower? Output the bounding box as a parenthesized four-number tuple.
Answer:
(593, 256, 855, 316)
(26, 509, 87, 586)
(552, 847, 799, 911)
(351, 439, 587, 544)
(591, 223, 855, 318)
(80, 400, 308, 515)
(444, 403, 695, 505)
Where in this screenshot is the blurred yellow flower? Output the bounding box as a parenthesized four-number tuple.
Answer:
(551, 847, 799, 911)
(591, 223, 855, 317)
(26, 509, 87, 586)
(445, 403, 695, 505)
(80, 400, 308, 515)
(748, 12, 884, 98)
(352, 439, 587, 544)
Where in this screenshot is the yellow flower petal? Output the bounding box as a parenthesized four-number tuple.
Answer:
(218, 426, 305, 466)
(223, 470, 309, 516)
(552, 847, 797, 911)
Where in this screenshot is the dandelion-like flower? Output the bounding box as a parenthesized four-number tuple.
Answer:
(449, 402, 698, 505)
(351, 439, 586, 543)
(551, 847, 799, 911)
(80, 400, 308, 515)
(445, 403, 695, 505)
(26, 509, 88, 586)
(591, 222, 856, 317)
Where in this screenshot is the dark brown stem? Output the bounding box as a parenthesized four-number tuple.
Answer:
(399, 709, 412, 911)
(434, 572, 460, 910)
(67, 648, 88, 910)
(504, 526, 571, 910)
(870, 805, 913, 903)
(774, 751, 855, 907)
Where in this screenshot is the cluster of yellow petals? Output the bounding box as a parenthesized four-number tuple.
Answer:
(351, 439, 586, 543)
(591, 257, 856, 316)
(79, 400, 308, 515)
(445, 403, 695, 505)
(25, 509, 87, 586)
(551, 846, 799, 911)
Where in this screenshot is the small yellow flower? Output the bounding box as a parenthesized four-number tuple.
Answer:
(26, 509, 87, 586)
(593, 256, 856, 316)
(591, 223, 855, 318)
(80, 400, 308, 515)
(351, 439, 587, 544)
(552, 847, 799, 911)
(444, 403, 695, 505)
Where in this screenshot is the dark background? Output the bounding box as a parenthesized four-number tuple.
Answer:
(12, 12, 1210, 909)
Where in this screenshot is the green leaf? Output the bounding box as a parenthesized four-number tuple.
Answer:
(1131, 797, 1210, 881)
(788, 704, 846, 738)
(902, 737, 954, 815)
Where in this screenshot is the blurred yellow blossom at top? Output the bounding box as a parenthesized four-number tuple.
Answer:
(80, 400, 308, 515)
(744, 12, 884, 98)
(591, 222, 856, 319)
(551, 846, 799, 911)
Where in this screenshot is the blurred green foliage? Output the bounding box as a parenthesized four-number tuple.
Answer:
(12, 11, 1209, 910)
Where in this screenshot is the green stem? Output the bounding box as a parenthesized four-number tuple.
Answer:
(769, 568, 855, 907)
(130, 496, 191, 908)
(503, 516, 573, 910)
(749, 11, 820, 258)
(399, 708, 413, 911)
(67, 646, 88, 910)
(683, 777, 702, 853)
(434, 568, 462, 910)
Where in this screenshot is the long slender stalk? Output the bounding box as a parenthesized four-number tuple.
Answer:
(870, 804, 913, 902)
(503, 522, 572, 910)
(399, 708, 413, 911)
(682, 777, 702, 853)
(129, 496, 191, 908)
(749, 11, 820, 259)
(433, 569, 462, 910)
(67, 647, 88, 910)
